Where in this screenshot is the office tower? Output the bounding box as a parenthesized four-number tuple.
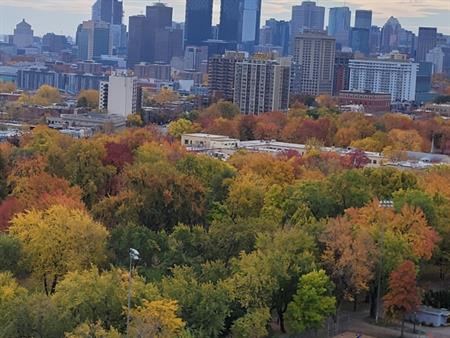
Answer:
(184, 46, 208, 71)
(99, 71, 138, 117)
(426, 46, 450, 76)
(127, 3, 182, 66)
(208, 51, 245, 101)
(328, 7, 351, 48)
(234, 56, 291, 115)
(398, 28, 415, 57)
(369, 26, 381, 54)
(349, 59, 418, 102)
(260, 19, 290, 56)
(334, 51, 353, 95)
(127, 15, 150, 67)
(415, 62, 434, 104)
(76, 20, 111, 60)
(92, 0, 123, 25)
(417, 27, 437, 62)
(292, 32, 336, 96)
(239, 0, 262, 49)
(380, 16, 402, 53)
(355, 10, 372, 30)
(13, 19, 34, 49)
(185, 0, 213, 46)
(42, 33, 68, 53)
(291, 1, 325, 36)
(219, 0, 241, 42)
(350, 28, 370, 55)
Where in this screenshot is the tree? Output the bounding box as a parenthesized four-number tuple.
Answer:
(286, 270, 336, 334)
(129, 300, 186, 338)
(0, 235, 22, 275)
(0, 82, 16, 92)
(65, 321, 121, 338)
(383, 261, 421, 337)
(230, 307, 271, 338)
(19, 85, 62, 106)
(204, 100, 240, 119)
(127, 113, 144, 127)
(161, 266, 231, 337)
(9, 205, 108, 295)
(0, 150, 7, 201)
(320, 217, 375, 308)
(77, 90, 99, 109)
(168, 118, 201, 139)
(152, 88, 180, 105)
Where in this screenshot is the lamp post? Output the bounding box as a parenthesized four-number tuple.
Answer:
(126, 248, 140, 338)
(375, 199, 394, 324)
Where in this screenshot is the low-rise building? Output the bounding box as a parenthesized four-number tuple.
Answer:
(181, 133, 240, 150)
(338, 90, 391, 113)
(47, 113, 126, 134)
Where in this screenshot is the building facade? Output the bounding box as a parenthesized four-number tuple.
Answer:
(348, 59, 418, 102)
(328, 7, 351, 48)
(13, 19, 34, 49)
(76, 20, 111, 60)
(233, 56, 291, 115)
(355, 10, 372, 30)
(292, 32, 336, 96)
(338, 90, 391, 113)
(99, 71, 138, 117)
(417, 27, 438, 62)
(185, 0, 213, 46)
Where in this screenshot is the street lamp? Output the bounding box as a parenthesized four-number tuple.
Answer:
(126, 248, 140, 338)
(375, 200, 394, 324)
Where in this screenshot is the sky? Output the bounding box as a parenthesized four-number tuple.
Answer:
(0, 0, 449, 38)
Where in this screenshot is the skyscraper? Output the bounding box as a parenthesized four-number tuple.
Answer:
(127, 3, 182, 67)
(234, 56, 291, 115)
(328, 7, 351, 48)
(350, 28, 370, 55)
(417, 27, 437, 62)
(369, 26, 381, 54)
(219, 0, 241, 42)
(239, 0, 262, 48)
(76, 20, 111, 60)
(185, 0, 213, 46)
(355, 10, 372, 30)
(92, 0, 123, 25)
(292, 32, 336, 96)
(380, 16, 402, 53)
(291, 1, 325, 35)
(13, 19, 34, 49)
(261, 19, 290, 56)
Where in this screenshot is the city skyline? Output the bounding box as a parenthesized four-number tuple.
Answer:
(1, 0, 449, 37)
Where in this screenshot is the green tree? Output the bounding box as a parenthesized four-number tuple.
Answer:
(0, 235, 22, 275)
(65, 321, 121, 338)
(286, 270, 336, 334)
(168, 118, 201, 139)
(230, 307, 270, 338)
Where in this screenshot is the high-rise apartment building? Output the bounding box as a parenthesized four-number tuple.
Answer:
(99, 71, 139, 117)
(417, 27, 437, 62)
(208, 51, 246, 101)
(13, 19, 34, 49)
(185, 0, 213, 46)
(76, 20, 111, 60)
(348, 59, 418, 102)
(292, 32, 336, 96)
(355, 10, 372, 30)
(234, 56, 291, 115)
(334, 51, 353, 95)
(328, 7, 351, 48)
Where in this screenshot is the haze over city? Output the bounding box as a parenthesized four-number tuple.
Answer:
(1, 0, 449, 36)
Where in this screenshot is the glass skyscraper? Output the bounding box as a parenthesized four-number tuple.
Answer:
(328, 7, 351, 48)
(185, 0, 214, 46)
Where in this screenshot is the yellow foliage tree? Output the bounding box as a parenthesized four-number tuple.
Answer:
(19, 85, 62, 106)
(0, 82, 16, 92)
(129, 299, 186, 338)
(167, 118, 201, 139)
(77, 90, 99, 109)
(9, 205, 109, 295)
(65, 322, 121, 338)
(153, 88, 180, 105)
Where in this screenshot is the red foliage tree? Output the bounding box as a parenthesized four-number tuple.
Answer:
(383, 260, 421, 337)
(103, 142, 134, 171)
(0, 197, 22, 231)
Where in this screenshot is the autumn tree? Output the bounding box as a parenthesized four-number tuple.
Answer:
(168, 118, 201, 139)
(383, 261, 421, 337)
(129, 300, 186, 338)
(230, 307, 271, 338)
(9, 205, 109, 295)
(77, 90, 99, 109)
(286, 270, 336, 334)
(65, 321, 121, 338)
(0, 82, 16, 92)
(19, 85, 62, 106)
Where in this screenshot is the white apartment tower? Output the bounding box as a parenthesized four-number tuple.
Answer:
(348, 59, 418, 102)
(233, 56, 291, 115)
(99, 71, 138, 117)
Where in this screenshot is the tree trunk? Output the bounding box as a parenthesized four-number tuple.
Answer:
(369, 290, 377, 319)
(50, 275, 58, 295)
(401, 318, 405, 337)
(278, 309, 286, 333)
(43, 274, 49, 296)
(353, 295, 358, 312)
